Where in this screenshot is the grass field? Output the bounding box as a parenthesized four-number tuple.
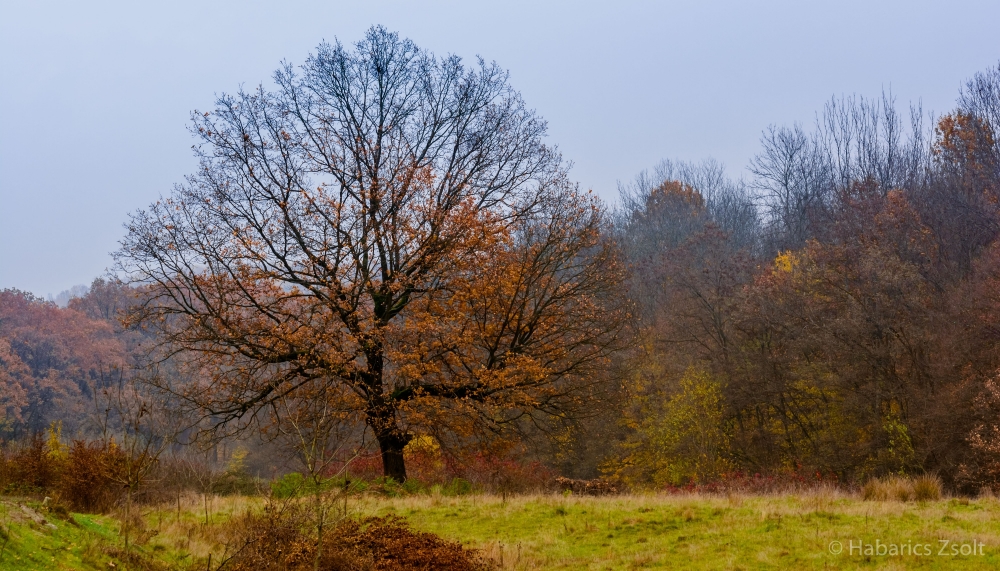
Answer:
(358, 491, 1000, 570)
(5, 490, 1000, 569)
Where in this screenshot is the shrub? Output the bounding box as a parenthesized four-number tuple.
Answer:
(0, 445, 9, 492)
(404, 435, 447, 484)
(213, 471, 260, 496)
(372, 477, 404, 497)
(56, 439, 124, 512)
(442, 478, 473, 496)
(554, 477, 619, 496)
(401, 478, 427, 495)
(343, 453, 384, 481)
(271, 472, 366, 499)
(342, 515, 493, 571)
(271, 472, 306, 499)
(2, 434, 62, 494)
(0, 434, 161, 512)
(654, 468, 839, 495)
(223, 507, 493, 571)
(211, 448, 260, 496)
(222, 502, 316, 570)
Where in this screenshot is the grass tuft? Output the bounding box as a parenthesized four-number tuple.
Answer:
(861, 479, 887, 501)
(889, 477, 914, 502)
(913, 474, 943, 501)
(862, 476, 935, 502)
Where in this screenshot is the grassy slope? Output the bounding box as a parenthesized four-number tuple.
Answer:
(0, 499, 123, 571)
(357, 492, 1000, 570)
(0, 495, 254, 571)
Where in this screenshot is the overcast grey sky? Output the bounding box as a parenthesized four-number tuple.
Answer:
(2, 0, 999, 297)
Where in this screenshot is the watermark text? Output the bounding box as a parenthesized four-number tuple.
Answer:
(829, 539, 986, 557)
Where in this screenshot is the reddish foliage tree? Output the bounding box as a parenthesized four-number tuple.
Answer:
(0, 289, 125, 437)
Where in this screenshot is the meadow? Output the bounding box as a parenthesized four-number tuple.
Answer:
(5, 489, 1000, 570)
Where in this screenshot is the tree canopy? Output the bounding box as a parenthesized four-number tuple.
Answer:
(116, 26, 626, 481)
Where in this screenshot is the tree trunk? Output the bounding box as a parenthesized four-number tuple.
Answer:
(364, 340, 412, 482)
(314, 487, 324, 571)
(376, 431, 410, 482)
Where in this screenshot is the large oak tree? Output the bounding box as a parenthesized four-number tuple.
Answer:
(117, 27, 625, 481)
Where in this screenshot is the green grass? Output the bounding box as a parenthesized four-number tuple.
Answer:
(7, 491, 1000, 569)
(0, 499, 123, 571)
(354, 491, 1000, 570)
(0, 494, 257, 570)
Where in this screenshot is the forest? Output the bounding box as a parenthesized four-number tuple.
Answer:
(4, 26, 1000, 570)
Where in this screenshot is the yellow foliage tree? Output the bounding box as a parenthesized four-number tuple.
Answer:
(610, 367, 731, 487)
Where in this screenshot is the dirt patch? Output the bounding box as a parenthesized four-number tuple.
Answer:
(1, 501, 56, 529)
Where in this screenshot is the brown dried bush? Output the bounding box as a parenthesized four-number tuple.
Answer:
(56, 440, 126, 512)
(0, 436, 140, 513)
(1, 435, 62, 493)
(341, 516, 494, 571)
(222, 504, 493, 571)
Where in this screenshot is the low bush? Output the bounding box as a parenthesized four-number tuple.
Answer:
(1, 435, 61, 494)
(222, 505, 493, 571)
(370, 476, 404, 498)
(554, 477, 619, 496)
(56, 439, 125, 512)
(441, 478, 473, 497)
(211, 448, 262, 496)
(0, 434, 145, 513)
(401, 478, 428, 495)
(213, 470, 261, 496)
(271, 472, 308, 499)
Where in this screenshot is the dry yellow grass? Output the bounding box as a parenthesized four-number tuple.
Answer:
(862, 475, 944, 503)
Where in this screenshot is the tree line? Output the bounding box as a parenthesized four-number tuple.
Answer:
(4, 27, 1000, 492)
(612, 66, 1000, 491)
